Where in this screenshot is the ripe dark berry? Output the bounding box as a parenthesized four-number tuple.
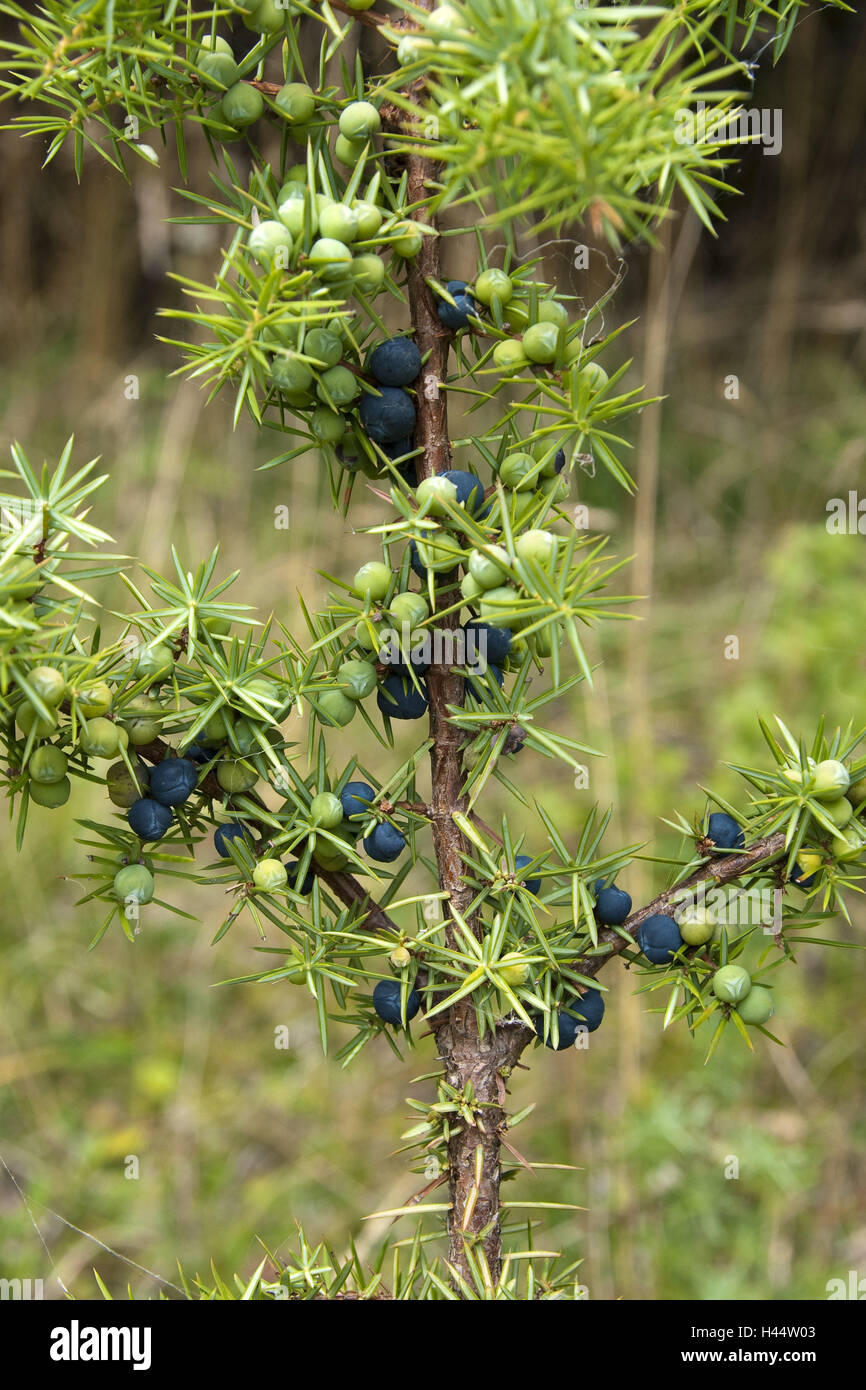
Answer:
(363, 821, 407, 862)
(373, 978, 421, 1025)
(340, 780, 376, 819)
(388, 639, 430, 676)
(369, 337, 422, 387)
(149, 757, 198, 807)
(409, 540, 428, 579)
(515, 854, 541, 896)
(439, 469, 485, 513)
(381, 436, 415, 462)
(464, 620, 512, 667)
(185, 744, 210, 765)
(128, 797, 173, 842)
(570, 986, 605, 1032)
(284, 859, 316, 895)
(636, 914, 683, 965)
(437, 283, 477, 330)
(594, 880, 632, 926)
(359, 386, 416, 443)
(707, 811, 745, 850)
(535, 1010, 578, 1050)
(214, 821, 249, 857)
(377, 674, 429, 720)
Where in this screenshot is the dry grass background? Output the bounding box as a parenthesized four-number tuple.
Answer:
(1, 8, 865, 1300)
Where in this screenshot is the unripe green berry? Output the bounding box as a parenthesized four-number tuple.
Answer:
(197, 34, 233, 56)
(351, 255, 386, 294)
(578, 362, 609, 392)
(316, 689, 356, 727)
(271, 356, 314, 395)
(106, 760, 149, 807)
(390, 221, 423, 258)
(28, 744, 69, 784)
(114, 864, 155, 905)
(416, 534, 465, 571)
(125, 717, 161, 747)
(221, 82, 264, 128)
(474, 269, 513, 306)
(274, 81, 315, 123)
(310, 406, 345, 443)
(29, 666, 66, 707)
(244, 0, 285, 33)
(196, 50, 240, 89)
(304, 328, 343, 368)
(514, 529, 557, 567)
(389, 945, 412, 970)
(460, 573, 483, 602)
(318, 202, 359, 245)
(822, 795, 853, 829)
(499, 961, 530, 988)
(334, 133, 366, 166)
(201, 709, 234, 745)
(78, 683, 114, 719)
(416, 475, 458, 515)
(252, 858, 288, 892)
(339, 101, 381, 141)
(521, 322, 560, 364)
(499, 451, 538, 491)
(134, 642, 175, 683)
(277, 196, 318, 240)
(338, 659, 378, 699)
(353, 561, 392, 601)
(317, 366, 360, 408)
(812, 759, 850, 800)
(352, 200, 383, 239)
(537, 299, 569, 328)
(479, 585, 521, 626)
(308, 238, 353, 280)
(217, 760, 259, 794)
(79, 717, 120, 759)
(311, 791, 344, 828)
(678, 904, 717, 946)
(29, 776, 71, 808)
(736, 984, 775, 1026)
(711, 964, 752, 1004)
(248, 220, 293, 269)
(390, 591, 429, 627)
(17, 703, 57, 739)
(468, 545, 509, 590)
(492, 339, 527, 373)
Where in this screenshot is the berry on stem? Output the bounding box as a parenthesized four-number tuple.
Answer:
(373, 978, 420, 1025)
(339, 780, 376, 819)
(149, 757, 198, 807)
(128, 798, 174, 841)
(636, 914, 683, 964)
(377, 674, 429, 720)
(369, 338, 421, 387)
(707, 811, 745, 850)
(214, 821, 250, 858)
(594, 880, 632, 926)
(712, 964, 752, 1004)
(364, 821, 407, 862)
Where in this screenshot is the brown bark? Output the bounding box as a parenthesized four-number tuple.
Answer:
(397, 5, 519, 1287)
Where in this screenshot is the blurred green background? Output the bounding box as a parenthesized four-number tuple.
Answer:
(1, 9, 865, 1301)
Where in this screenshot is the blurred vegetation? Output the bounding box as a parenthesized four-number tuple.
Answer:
(1, 7, 865, 1300)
